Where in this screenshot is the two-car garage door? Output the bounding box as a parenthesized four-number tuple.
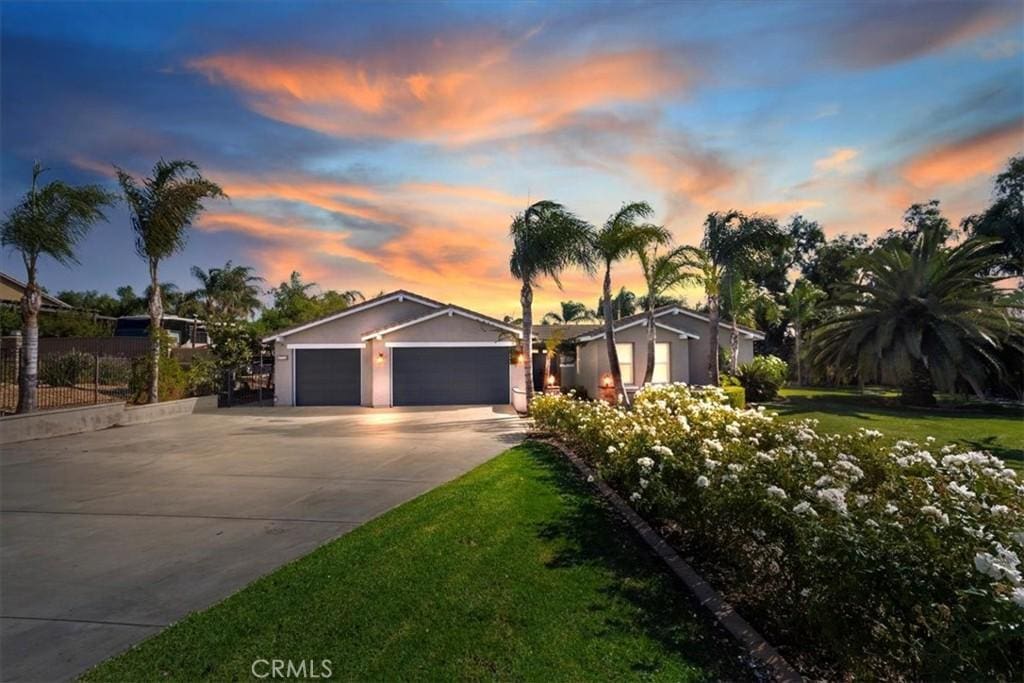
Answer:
(293, 346, 509, 406)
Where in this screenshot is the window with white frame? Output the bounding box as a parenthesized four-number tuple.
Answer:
(653, 342, 671, 383)
(615, 342, 634, 385)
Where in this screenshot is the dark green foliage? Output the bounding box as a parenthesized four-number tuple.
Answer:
(38, 351, 93, 387)
(734, 355, 788, 402)
(962, 155, 1024, 276)
(721, 384, 745, 408)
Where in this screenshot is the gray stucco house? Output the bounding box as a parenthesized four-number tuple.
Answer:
(262, 290, 762, 408)
(263, 290, 526, 407)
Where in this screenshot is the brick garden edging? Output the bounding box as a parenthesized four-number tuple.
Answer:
(539, 437, 803, 683)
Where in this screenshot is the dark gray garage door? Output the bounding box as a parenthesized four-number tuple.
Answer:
(393, 347, 509, 406)
(294, 348, 361, 406)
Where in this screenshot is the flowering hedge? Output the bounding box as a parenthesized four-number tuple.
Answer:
(531, 384, 1023, 679)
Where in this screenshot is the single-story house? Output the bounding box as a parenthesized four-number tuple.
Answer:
(536, 304, 764, 399)
(262, 289, 763, 408)
(262, 290, 526, 407)
(0, 271, 71, 309)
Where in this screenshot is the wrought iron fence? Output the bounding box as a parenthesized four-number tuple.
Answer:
(0, 347, 136, 415)
(219, 360, 274, 407)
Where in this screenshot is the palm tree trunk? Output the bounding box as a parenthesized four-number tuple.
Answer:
(899, 358, 936, 407)
(541, 349, 551, 392)
(16, 281, 41, 414)
(602, 264, 629, 406)
(642, 304, 656, 386)
(521, 283, 535, 411)
(707, 293, 720, 386)
(730, 318, 740, 372)
(148, 261, 163, 404)
(794, 322, 803, 386)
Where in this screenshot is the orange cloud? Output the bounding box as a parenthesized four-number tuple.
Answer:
(902, 119, 1024, 188)
(188, 40, 691, 144)
(813, 147, 859, 173)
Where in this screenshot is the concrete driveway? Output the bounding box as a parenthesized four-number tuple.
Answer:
(0, 405, 523, 682)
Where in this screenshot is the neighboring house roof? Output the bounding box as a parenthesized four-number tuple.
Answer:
(0, 272, 71, 308)
(261, 290, 446, 342)
(532, 323, 602, 342)
(574, 316, 701, 342)
(361, 303, 523, 340)
(570, 304, 765, 342)
(119, 315, 206, 324)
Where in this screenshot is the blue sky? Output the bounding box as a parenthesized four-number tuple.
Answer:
(2, 1, 1022, 316)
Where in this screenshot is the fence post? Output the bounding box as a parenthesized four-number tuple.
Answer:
(94, 353, 100, 405)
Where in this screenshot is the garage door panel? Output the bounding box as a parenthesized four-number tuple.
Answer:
(393, 347, 509, 406)
(295, 349, 361, 406)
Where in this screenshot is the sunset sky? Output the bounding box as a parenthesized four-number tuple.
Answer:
(2, 1, 1022, 318)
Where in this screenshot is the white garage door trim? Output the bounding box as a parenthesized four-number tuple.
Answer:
(290, 346, 364, 405)
(388, 342, 513, 406)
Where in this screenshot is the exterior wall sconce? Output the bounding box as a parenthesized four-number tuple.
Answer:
(601, 373, 613, 388)
(546, 374, 556, 386)
(376, 351, 386, 364)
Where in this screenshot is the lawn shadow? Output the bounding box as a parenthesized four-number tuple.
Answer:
(522, 442, 750, 681)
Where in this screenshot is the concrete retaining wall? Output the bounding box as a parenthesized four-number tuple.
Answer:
(0, 395, 218, 445)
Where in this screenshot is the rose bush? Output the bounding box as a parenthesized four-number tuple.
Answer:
(531, 384, 1023, 679)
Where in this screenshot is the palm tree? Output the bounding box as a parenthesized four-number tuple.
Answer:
(636, 245, 691, 385)
(680, 211, 779, 386)
(786, 278, 826, 385)
(509, 200, 594, 410)
(593, 202, 671, 405)
(1, 163, 115, 412)
(721, 273, 779, 371)
(191, 261, 264, 320)
(810, 226, 1019, 405)
(542, 300, 594, 324)
(117, 159, 226, 404)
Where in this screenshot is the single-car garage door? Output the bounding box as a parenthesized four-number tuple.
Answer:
(392, 346, 509, 406)
(294, 348, 361, 406)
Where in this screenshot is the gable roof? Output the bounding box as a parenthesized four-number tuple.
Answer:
(570, 304, 765, 342)
(261, 289, 444, 342)
(574, 316, 701, 342)
(0, 272, 71, 308)
(361, 303, 522, 340)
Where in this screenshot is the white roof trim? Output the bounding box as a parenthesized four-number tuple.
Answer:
(655, 322, 700, 340)
(361, 306, 523, 341)
(262, 292, 441, 342)
(286, 343, 365, 349)
(575, 306, 763, 342)
(664, 308, 766, 340)
(575, 318, 699, 342)
(385, 341, 517, 348)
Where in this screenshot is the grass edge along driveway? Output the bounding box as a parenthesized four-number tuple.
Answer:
(83, 442, 747, 682)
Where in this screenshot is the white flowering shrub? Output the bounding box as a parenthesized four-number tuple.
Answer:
(531, 383, 1023, 679)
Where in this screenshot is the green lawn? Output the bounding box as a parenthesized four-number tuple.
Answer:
(770, 387, 1024, 468)
(83, 442, 745, 682)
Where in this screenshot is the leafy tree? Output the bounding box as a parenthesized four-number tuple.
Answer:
(803, 232, 869, 298)
(636, 245, 692, 385)
(117, 159, 225, 403)
(962, 155, 1024, 277)
(509, 200, 594, 409)
(811, 225, 1019, 405)
(1, 163, 115, 412)
(256, 271, 362, 333)
(785, 278, 827, 385)
(680, 211, 780, 386)
(595, 287, 640, 320)
(115, 285, 147, 316)
(593, 202, 670, 404)
(721, 274, 780, 371)
(191, 261, 264, 320)
(542, 300, 594, 324)
(874, 200, 954, 252)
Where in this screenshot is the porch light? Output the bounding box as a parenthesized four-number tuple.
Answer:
(601, 373, 613, 388)
(546, 374, 556, 386)
(376, 351, 385, 364)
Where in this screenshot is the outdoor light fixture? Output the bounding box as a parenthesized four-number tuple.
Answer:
(376, 351, 385, 364)
(546, 374, 556, 386)
(601, 374, 613, 388)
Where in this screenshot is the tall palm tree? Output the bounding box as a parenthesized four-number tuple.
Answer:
(721, 273, 779, 371)
(680, 211, 779, 386)
(811, 226, 1019, 405)
(636, 245, 691, 385)
(542, 300, 594, 324)
(786, 278, 826, 385)
(1, 163, 115, 412)
(509, 200, 594, 410)
(191, 261, 264, 320)
(117, 159, 225, 404)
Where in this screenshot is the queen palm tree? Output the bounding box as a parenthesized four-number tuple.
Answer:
(721, 273, 780, 371)
(810, 225, 1019, 405)
(117, 159, 225, 403)
(636, 245, 691, 385)
(786, 278, 826, 385)
(593, 202, 671, 405)
(509, 200, 594, 410)
(680, 211, 779, 386)
(1, 163, 115, 412)
(542, 300, 594, 324)
(191, 261, 264, 320)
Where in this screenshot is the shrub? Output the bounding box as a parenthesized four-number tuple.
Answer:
(130, 353, 187, 403)
(96, 357, 130, 385)
(735, 354, 788, 402)
(39, 351, 93, 387)
(531, 385, 1023, 679)
(721, 384, 745, 408)
(186, 356, 220, 396)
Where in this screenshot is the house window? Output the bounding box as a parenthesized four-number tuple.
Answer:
(653, 342, 671, 384)
(615, 342, 634, 385)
